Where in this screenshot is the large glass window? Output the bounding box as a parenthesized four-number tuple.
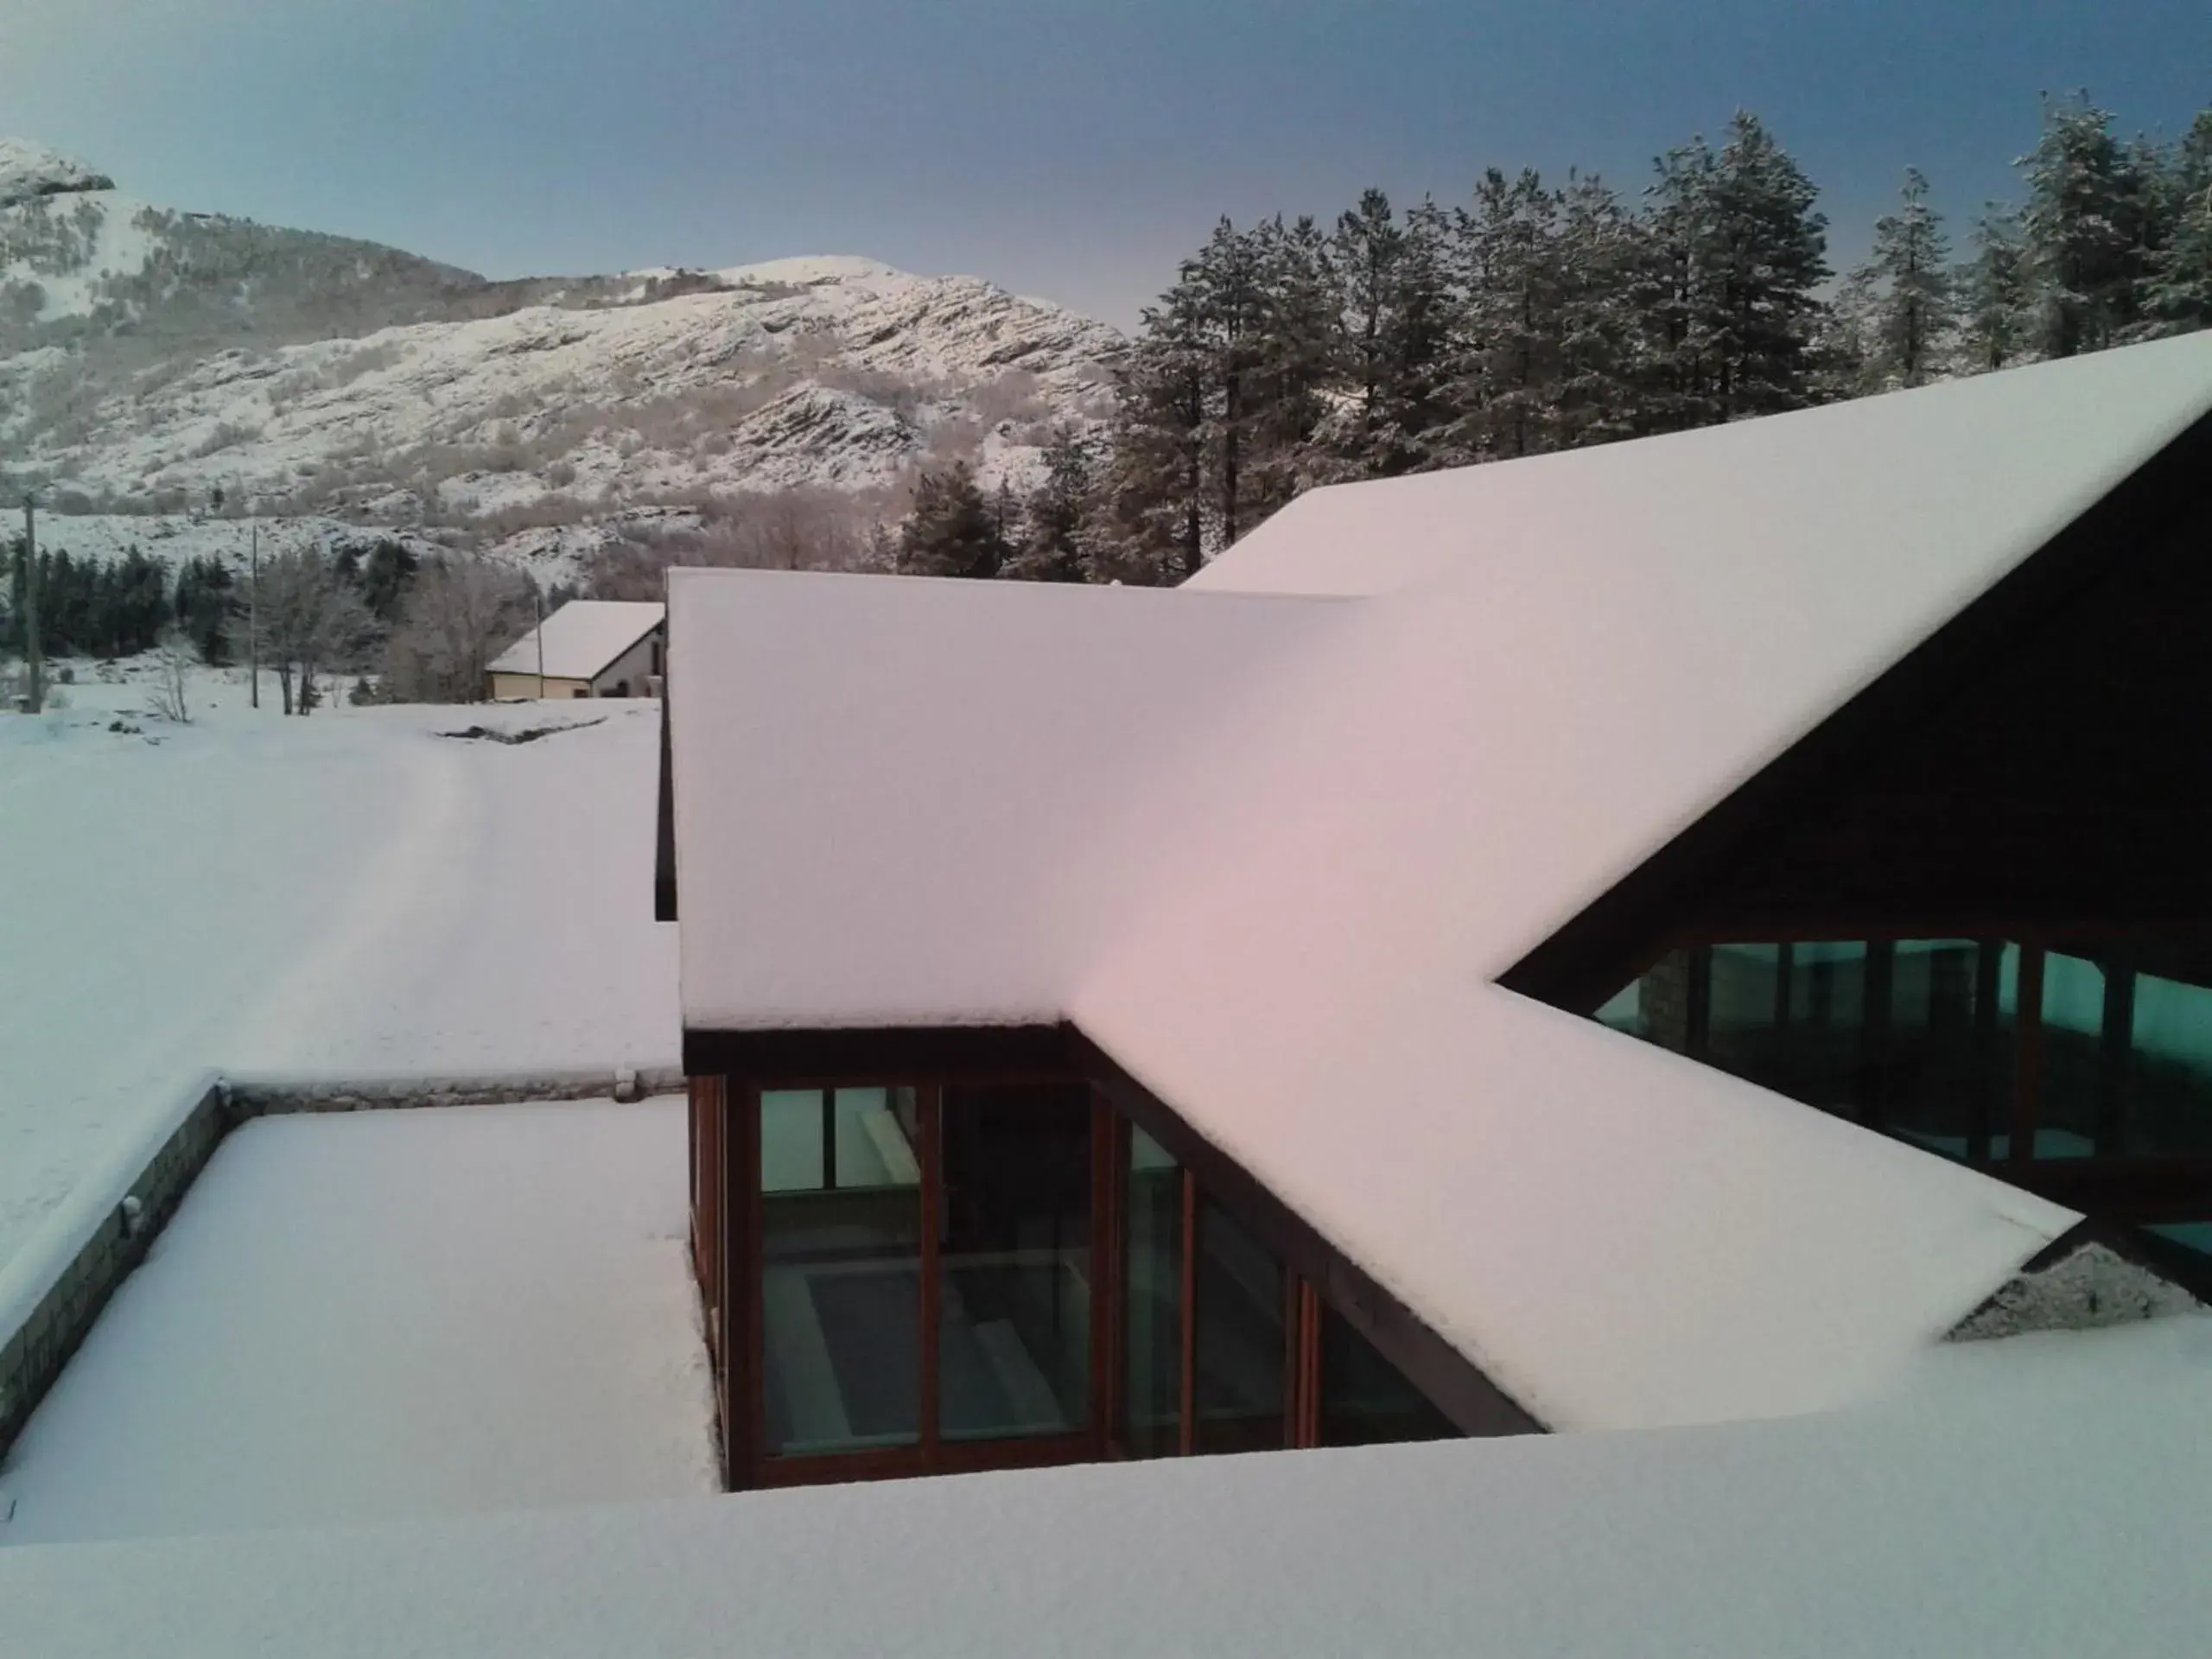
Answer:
(760, 1087, 924, 1459)
(1885, 940, 2019, 1160)
(1192, 1198, 1286, 1455)
(1703, 941, 1867, 1111)
(2125, 969, 2212, 1155)
(1319, 1303, 1459, 1448)
(1122, 1125, 1183, 1458)
(2036, 951, 2109, 1158)
(938, 1084, 1093, 1441)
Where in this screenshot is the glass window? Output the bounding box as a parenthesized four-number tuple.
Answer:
(1885, 941, 2019, 1161)
(2037, 952, 2109, 1159)
(938, 1085, 1093, 1441)
(1122, 1125, 1183, 1458)
(1192, 1198, 1286, 1455)
(2124, 969, 2212, 1156)
(759, 1087, 923, 1458)
(1701, 941, 1868, 1112)
(1319, 1303, 1459, 1447)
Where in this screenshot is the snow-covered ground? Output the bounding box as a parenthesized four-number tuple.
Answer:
(0, 671, 677, 1272)
(0, 1096, 715, 1545)
(3, 1316, 2207, 1655)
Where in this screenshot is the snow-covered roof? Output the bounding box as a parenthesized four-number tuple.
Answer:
(666, 334, 2212, 1432)
(490, 600, 664, 682)
(7, 1316, 2209, 1656)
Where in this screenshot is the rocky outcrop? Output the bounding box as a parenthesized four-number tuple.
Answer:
(0, 138, 115, 207)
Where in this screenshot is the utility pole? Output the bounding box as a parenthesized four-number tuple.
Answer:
(248, 513, 260, 710)
(534, 582, 545, 700)
(22, 494, 41, 715)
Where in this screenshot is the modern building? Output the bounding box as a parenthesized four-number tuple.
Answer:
(658, 333, 2212, 1491)
(489, 600, 665, 700)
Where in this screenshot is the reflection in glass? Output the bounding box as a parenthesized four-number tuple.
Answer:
(2037, 952, 2108, 1158)
(1192, 1198, 1285, 1455)
(1122, 1125, 1183, 1457)
(1319, 1303, 1459, 1447)
(1704, 941, 1867, 1111)
(2125, 969, 2212, 1155)
(938, 1084, 1093, 1441)
(760, 1087, 923, 1458)
(1885, 941, 2019, 1161)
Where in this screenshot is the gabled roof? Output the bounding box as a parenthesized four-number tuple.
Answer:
(491, 601, 664, 683)
(664, 333, 2212, 1433)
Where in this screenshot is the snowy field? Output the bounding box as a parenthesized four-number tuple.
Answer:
(0, 1096, 716, 1544)
(0, 662, 678, 1272)
(3, 1316, 2208, 1656)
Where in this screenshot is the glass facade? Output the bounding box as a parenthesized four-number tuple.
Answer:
(1319, 1303, 1459, 1448)
(1192, 1198, 1287, 1455)
(938, 1084, 1093, 1441)
(1121, 1125, 1183, 1458)
(727, 1081, 1466, 1485)
(1601, 938, 2212, 1169)
(759, 1087, 924, 1459)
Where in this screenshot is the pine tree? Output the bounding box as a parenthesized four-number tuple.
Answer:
(1007, 428, 1092, 582)
(1453, 168, 1567, 459)
(896, 461, 1008, 580)
(2137, 111, 2212, 335)
(1185, 219, 1270, 546)
(1086, 283, 1208, 583)
(1551, 172, 1648, 448)
(1321, 191, 1455, 476)
(1859, 168, 1955, 386)
(2018, 93, 2156, 356)
(1241, 215, 1337, 521)
(1961, 210, 2032, 370)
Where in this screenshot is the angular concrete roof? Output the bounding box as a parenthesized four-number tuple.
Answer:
(665, 334, 2212, 1432)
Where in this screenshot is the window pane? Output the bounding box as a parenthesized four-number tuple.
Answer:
(760, 1087, 923, 1458)
(2126, 970, 2212, 1155)
(1122, 1125, 1183, 1457)
(1705, 941, 1868, 1112)
(1192, 1198, 1285, 1455)
(1319, 1303, 1459, 1447)
(1885, 941, 2019, 1162)
(2037, 952, 2107, 1159)
(938, 1085, 1093, 1442)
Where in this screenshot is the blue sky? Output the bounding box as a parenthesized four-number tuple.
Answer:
(3, 0, 2206, 327)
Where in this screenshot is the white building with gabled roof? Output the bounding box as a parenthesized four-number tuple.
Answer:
(658, 332, 2212, 1489)
(490, 600, 665, 700)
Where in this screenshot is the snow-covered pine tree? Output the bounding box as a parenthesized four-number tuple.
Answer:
(1860, 168, 1955, 387)
(1320, 191, 1456, 477)
(1702, 112, 1831, 418)
(2135, 111, 2212, 336)
(1452, 168, 1567, 460)
(1240, 215, 1337, 526)
(1007, 428, 1092, 582)
(1085, 276, 1208, 583)
(895, 461, 1007, 580)
(1960, 210, 2032, 371)
(1551, 171, 1649, 448)
(2018, 93, 2157, 357)
(1185, 219, 1271, 547)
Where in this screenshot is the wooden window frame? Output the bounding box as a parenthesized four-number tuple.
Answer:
(1611, 926, 2212, 1225)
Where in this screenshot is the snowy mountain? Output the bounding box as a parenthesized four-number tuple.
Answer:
(0, 141, 1123, 584)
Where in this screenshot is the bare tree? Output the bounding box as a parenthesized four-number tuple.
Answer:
(225, 546, 376, 715)
(588, 488, 874, 599)
(144, 626, 193, 722)
(384, 554, 536, 703)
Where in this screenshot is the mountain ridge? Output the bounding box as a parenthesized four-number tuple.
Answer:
(0, 140, 1123, 587)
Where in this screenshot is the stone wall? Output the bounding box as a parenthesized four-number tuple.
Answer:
(0, 1066, 683, 1463)
(0, 1079, 227, 1459)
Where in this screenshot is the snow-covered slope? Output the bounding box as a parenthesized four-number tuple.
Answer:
(0, 140, 1123, 587)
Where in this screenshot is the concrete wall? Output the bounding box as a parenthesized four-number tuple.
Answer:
(590, 630, 663, 698)
(0, 1065, 685, 1463)
(489, 673, 593, 701)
